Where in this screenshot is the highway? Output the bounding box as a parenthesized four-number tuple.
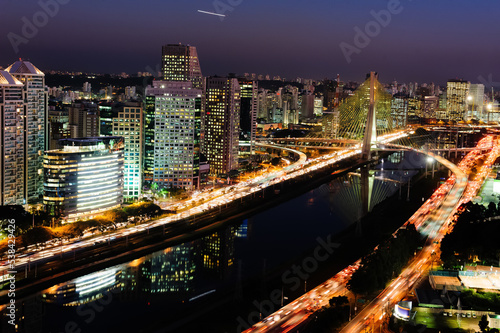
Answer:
(242, 135, 499, 333)
(0, 131, 409, 278)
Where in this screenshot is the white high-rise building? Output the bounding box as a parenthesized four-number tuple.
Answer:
(5, 60, 47, 204)
(0, 71, 25, 205)
(468, 84, 485, 119)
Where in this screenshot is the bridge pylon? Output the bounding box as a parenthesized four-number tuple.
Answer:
(361, 71, 378, 160)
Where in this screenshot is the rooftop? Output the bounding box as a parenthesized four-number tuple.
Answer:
(0, 70, 22, 86)
(5, 60, 44, 75)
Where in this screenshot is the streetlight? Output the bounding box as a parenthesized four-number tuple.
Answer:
(487, 103, 493, 123)
(426, 156, 435, 178)
(467, 95, 473, 120)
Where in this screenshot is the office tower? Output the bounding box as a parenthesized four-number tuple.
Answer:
(314, 97, 323, 116)
(446, 79, 470, 121)
(6, 60, 47, 204)
(300, 90, 315, 119)
(468, 84, 485, 119)
(322, 110, 339, 138)
(323, 79, 337, 111)
(0, 70, 25, 205)
(205, 77, 240, 176)
(144, 81, 202, 190)
(112, 103, 143, 200)
(422, 96, 439, 119)
(43, 137, 124, 223)
(237, 78, 258, 154)
(48, 108, 70, 150)
(98, 102, 115, 136)
(390, 94, 409, 128)
(68, 100, 100, 138)
(162, 44, 203, 89)
(257, 89, 268, 120)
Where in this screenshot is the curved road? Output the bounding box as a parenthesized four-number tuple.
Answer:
(243, 135, 498, 333)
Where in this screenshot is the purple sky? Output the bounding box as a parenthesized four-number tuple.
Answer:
(1, 0, 499, 84)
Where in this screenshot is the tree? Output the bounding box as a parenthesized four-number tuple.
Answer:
(21, 227, 55, 247)
(271, 157, 281, 166)
(0, 205, 31, 235)
(329, 296, 348, 307)
(479, 315, 489, 333)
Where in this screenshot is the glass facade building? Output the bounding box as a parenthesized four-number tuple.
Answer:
(205, 77, 240, 176)
(144, 81, 202, 190)
(112, 104, 143, 200)
(43, 137, 124, 223)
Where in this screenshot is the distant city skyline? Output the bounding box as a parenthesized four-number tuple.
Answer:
(1, 0, 500, 85)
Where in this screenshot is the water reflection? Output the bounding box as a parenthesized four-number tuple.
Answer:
(317, 151, 424, 225)
(5, 151, 429, 332)
(43, 268, 121, 306)
(41, 227, 236, 307)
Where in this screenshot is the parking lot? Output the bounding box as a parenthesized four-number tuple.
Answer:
(413, 307, 484, 331)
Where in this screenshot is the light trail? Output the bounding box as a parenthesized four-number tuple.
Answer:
(197, 10, 226, 17)
(243, 135, 500, 333)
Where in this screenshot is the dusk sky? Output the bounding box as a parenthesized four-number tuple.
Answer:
(2, 0, 500, 84)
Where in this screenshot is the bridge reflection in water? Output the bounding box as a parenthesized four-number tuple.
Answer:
(316, 150, 427, 233)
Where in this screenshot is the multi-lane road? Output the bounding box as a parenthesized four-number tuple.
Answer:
(0, 131, 409, 282)
(243, 135, 499, 333)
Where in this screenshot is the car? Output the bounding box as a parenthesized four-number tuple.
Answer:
(442, 312, 447, 316)
(473, 313, 477, 318)
(467, 313, 471, 318)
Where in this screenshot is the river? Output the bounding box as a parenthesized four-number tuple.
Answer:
(5, 151, 435, 333)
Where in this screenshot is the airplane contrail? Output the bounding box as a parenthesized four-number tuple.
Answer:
(197, 10, 226, 17)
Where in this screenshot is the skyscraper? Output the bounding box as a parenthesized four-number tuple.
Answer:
(205, 77, 240, 176)
(468, 84, 485, 119)
(446, 79, 470, 121)
(237, 78, 258, 154)
(0, 70, 25, 205)
(5, 60, 47, 204)
(112, 103, 143, 200)
(390, 93, 409, 127)
(68, 100, 100, 138)
(162, 44, 203, 89)
(144, 81, 202, 190)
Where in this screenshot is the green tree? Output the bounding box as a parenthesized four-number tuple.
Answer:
(0, 205, 32, 235)
(479, 315, 489, 333)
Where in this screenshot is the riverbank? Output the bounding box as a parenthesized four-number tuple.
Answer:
(138, 168, 449, 332)
(0, 153, 376, 304)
